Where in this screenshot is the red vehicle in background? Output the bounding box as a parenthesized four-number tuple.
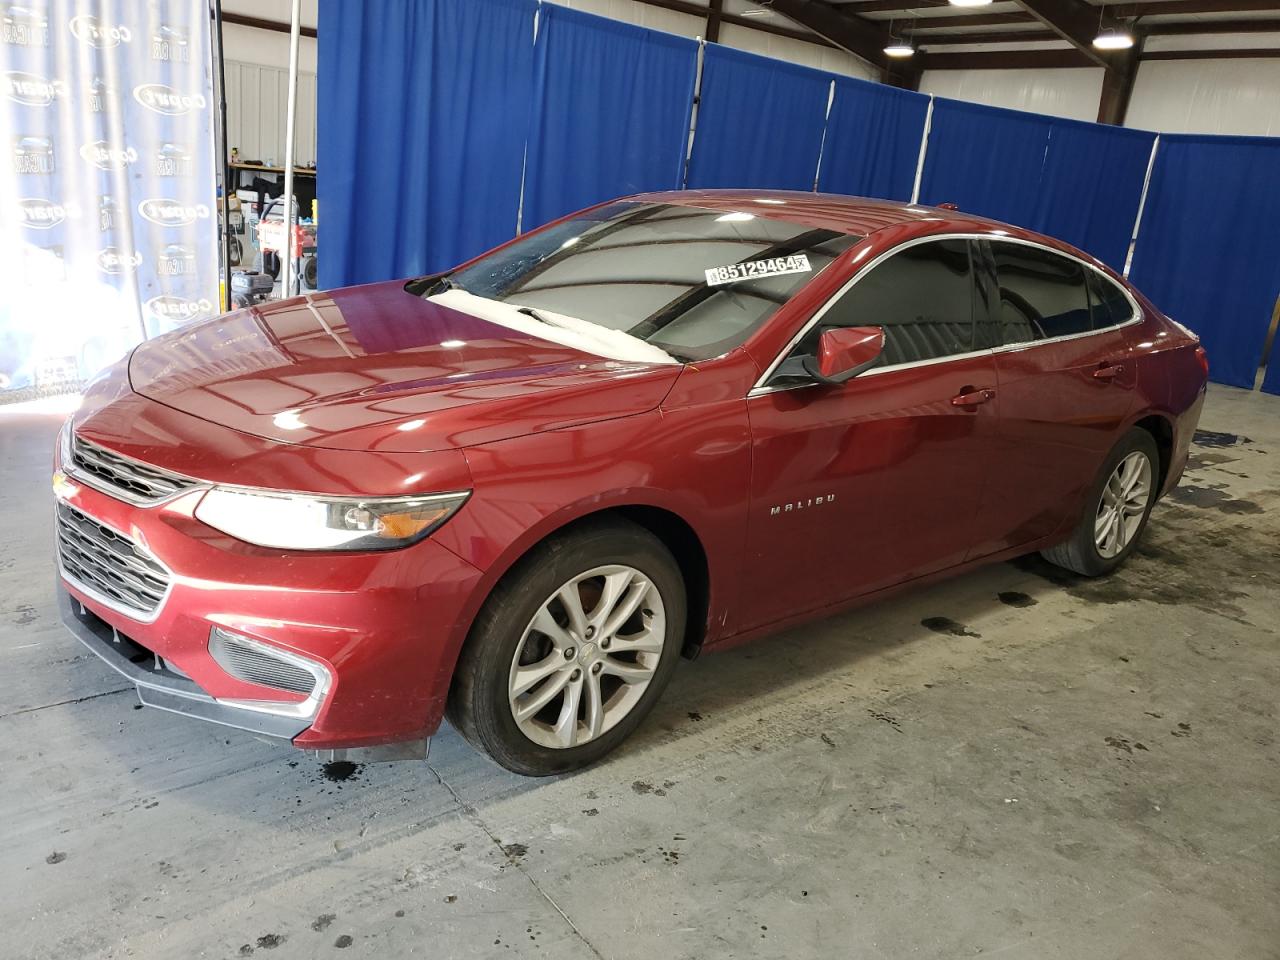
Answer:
(54, 192, 1207, 775)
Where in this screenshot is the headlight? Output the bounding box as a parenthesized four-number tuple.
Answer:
(58, 415, 73, 466)
(194, 488, 470, 551)
(52, 417, 77, 498)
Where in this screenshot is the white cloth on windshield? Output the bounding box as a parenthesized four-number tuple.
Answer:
(428, 289, 678, 366)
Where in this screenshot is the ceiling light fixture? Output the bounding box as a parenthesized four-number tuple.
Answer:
(948, 0, 993, 8)
(1093, 27, 1135, 50)
(1092, 5, 1135, 51)
(884, 16, 914, 59)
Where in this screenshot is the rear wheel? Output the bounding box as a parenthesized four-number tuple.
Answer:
(447, 519, 685, 776)
(1041, 427, 1159, 577)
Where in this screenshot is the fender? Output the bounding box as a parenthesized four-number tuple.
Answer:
(427, 405, 752, 698)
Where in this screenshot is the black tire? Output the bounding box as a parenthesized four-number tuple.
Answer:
(447, 518, 686, 776)
(1041, 427, 1160, 577)
(262, 249, 281, 280)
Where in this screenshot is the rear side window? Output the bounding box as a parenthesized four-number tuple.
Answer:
(1089, 271, 1136, 329)
(991, 241, 1092, 344)
(796, 238, 976, 370)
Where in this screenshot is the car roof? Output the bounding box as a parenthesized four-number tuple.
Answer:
(633, 189, 996, 240)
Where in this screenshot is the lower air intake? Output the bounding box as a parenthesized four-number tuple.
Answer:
(208, 628, 321, 696)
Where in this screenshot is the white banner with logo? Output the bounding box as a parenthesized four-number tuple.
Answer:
(0, 0, 217, 400)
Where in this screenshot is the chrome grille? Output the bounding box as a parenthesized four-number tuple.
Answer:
(56, 502, 171, 618)
(70, 435, 197, 504)
(209, 628, 319, 695)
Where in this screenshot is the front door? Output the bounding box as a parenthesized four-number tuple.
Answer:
(741, 238, 999, 631)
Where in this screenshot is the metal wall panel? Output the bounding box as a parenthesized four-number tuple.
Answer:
(1127, 58, 1280, 137)
(224, 60, 316, 166)
(920, 68, 1105, 122)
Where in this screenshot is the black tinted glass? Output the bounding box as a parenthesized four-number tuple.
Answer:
(442, 202, 861, 361)
(992, 242, 1092, 344)
(1089, 270, 1135, 330)
(793, 238, 975, 370)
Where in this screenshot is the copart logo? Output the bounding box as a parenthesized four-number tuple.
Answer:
(69, 13, 131, 48)
(138, 198, 210, 227)
(18, 197, 74, 229)
(98, 246, 142, 274)
(145, 295, 215, 324)
(3, 70, 63, 106)
(80, 140, 137, 170)
(133, 83, 205, 116)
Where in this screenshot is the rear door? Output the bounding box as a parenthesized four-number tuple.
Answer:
(741, 238, 1000, 630)
(966, 240, 1140, 559)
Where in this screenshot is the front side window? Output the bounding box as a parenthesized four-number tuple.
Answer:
(424, 202, 861, 361)
(773, 238, 976, 383)
(991, 241, 1093, 345)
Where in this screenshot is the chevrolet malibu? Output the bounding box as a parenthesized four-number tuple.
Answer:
(54, 192, 1207, 775)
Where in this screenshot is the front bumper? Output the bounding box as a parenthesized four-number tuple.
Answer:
(54, 477, 486, 751)
(58, 585, 311, 740)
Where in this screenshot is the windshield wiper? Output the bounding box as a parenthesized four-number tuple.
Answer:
(516, 305, 566, 329)
(420, 273, 467, 297)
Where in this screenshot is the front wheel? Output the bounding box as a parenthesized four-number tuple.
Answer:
(447, 519, 686, 776)
(1041, 427, 1159, 577)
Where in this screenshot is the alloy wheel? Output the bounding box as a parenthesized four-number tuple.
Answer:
(1095, 451, 1152, 559)
(508, 564, 666, 750)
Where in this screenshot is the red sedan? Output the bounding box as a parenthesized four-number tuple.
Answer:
(54, 192, 1207, 775)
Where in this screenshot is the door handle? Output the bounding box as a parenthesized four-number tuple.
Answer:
(951, 387, 996, 407)
(1093, 362, 1125, 380)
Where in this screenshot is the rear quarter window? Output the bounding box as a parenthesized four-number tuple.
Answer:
(1089, 271, 1137, 330)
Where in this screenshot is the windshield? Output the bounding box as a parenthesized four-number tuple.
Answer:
(430, 201, 862, 362)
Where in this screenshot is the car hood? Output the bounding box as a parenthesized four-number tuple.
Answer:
(130, 281, 682, 452)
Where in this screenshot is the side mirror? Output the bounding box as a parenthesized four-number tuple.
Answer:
(802, 326, 884, 385)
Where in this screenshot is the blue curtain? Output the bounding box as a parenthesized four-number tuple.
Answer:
(918, 98, 1052, 226)
(1033, 119, 1155, 269)
(918, 99, 1154, 271)
(687, 46, 832, 191)
(317, 0, 537, 288)
(817, 77, 928, 202)
(1130, 135, 1280, 390)
(521, 6, 697, 231)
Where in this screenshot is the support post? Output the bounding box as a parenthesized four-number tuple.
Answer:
(280, 0, 302, 299)
(212, 0, 232, 311)
(1097, 39, 1142, 126)
(705, 0, 723, 44)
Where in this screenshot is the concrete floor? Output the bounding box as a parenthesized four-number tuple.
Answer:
(1, 385, 1277, 960)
